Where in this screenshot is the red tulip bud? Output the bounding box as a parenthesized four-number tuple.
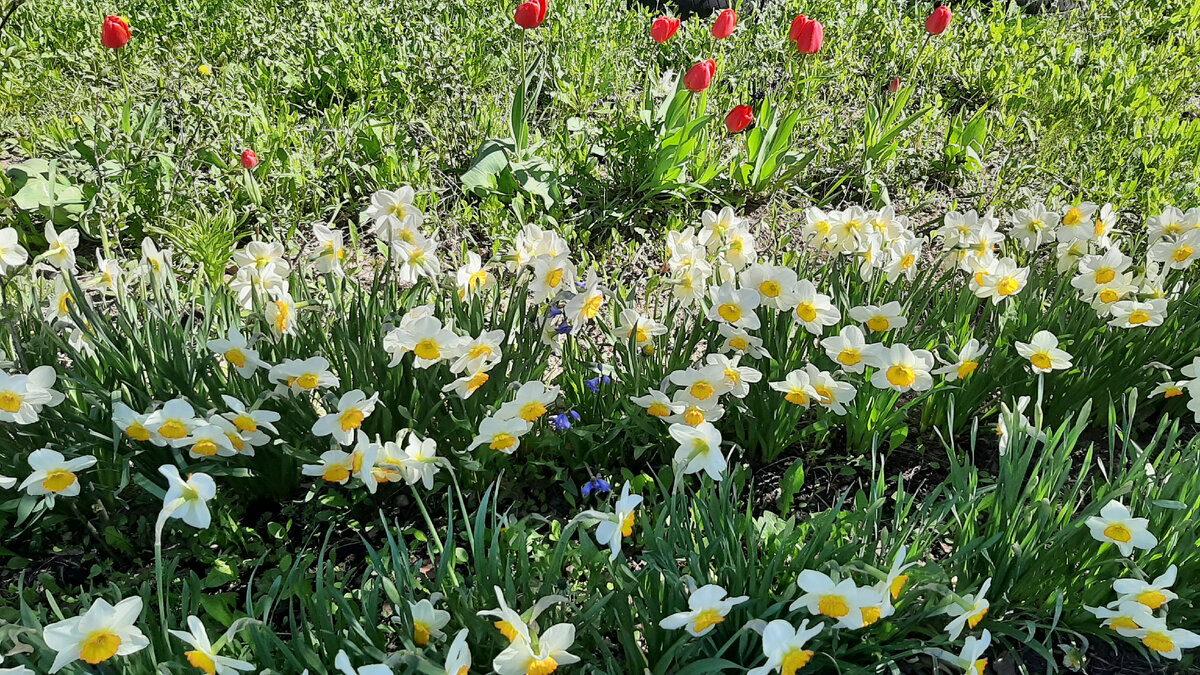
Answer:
(795, 19, 824, 55)
(101, 15, 131, 50)
(888, 76, 901, 93)
(711, 9, 736, 39)
(683, 59, 717, 93)
(651, 16, 681, 43)
(724, 105, 754, 134)
(926, 6, 952, 35)
(788, 15, 809, 42)
(241, 149, 258, 170)
(514, 0, 548, 29)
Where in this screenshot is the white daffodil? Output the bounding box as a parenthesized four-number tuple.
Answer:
(802, 206, 837, 249)
(933, 338, 987, 381)
(468, 416, 532, 454)
(1014, 330, 1072, 374)
(790, 570, 874, 630)
(477, 586, 567, 646)
(0, 226, 29, 274)
(312, 224, 347, 276)
(668, 422, 725, 480)
(268, 357, 340, 395)
(42, 596, 148, 673)
(111, 401, 152, 442)
(718, 323, 770, 359)
(1085, 500, 1157, 556)
(529, 254, 577, 304)
(1108, 298, 1167, 328)
(615, 309, 668, 348)
(0, 474, 15, 490)
(1113, 565, 1177, 610)
(1011, 202, 1059, 250)
(401, 595, 451, 646)
(169, 615, 254, 675)
(232, 240, 289, 274)
(700, 206, 745, 251)
(1084, 600, 1155, 632)
(943, 578, 991, 640)
(332, 649, 392, 675)
(208, 415, 257, 456)
(447, 330, 505, 374)
(455, 251, 495, 300)
(790, 280, 841, 336)
(770, 369, 817, 408)
(496, 381, 560, 423)
(219, 395, 280, 442)
(670, 261, 713, 306)
(265, 292, 298, 339)
(394, 432, 445, 489)
(665, 390, 724, 426)
(89, 251, 123, 294)
(747, 619, 823, 675)
(383, 315, 461, 369)
(442, 628, 471, 675)
(929, 629, 991, 675)
(707, 281, 761, 330)
(564, 270, 606, 327)
(392, 233, 442, 284)
(367, 186, 424, 246)
(182, 422, 237, 458)
(19, 448, 97, 500)
(806, 365, 857, 415)
(668, 364, 732, 403)
(1150, 381, 1187, 401)
(1148, 230, 1199, 270)
(1058, 203, 1099, 242)
(883, 545, 917, 602)
(584, 482, 642, 562)
(849, 301, 907, 333)
(493, 623, 579, 675)
(630, 390, 681, 420)
(42, 223, 80, 271)
(140, 237, 172, 283)
(660, 584, 748, 637)
(741, 264, 798, 311)
(705, 353, 761, 399)
(866, 343, 935, 393)
(312, 390, 380, 445)
(1115, 615, 1200, 661)
(0, 367, 62, 425)
(228, 263, 289, 310)
(207, 326, 267, 379)
(301, 449, 356, 484)
(821, 325, 869, 374)
(995, 396, 1045, 455)
(884, 235, 924, 283)
(442, 368, 492, 399)
(157, 465, 216, 530)
(975, 257, 1028, 303)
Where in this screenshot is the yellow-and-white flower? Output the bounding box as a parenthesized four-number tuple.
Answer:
(747, 619, 823, 675)
(268, 356, 341, 394)
(42, 596, 148, 673)
(367, 187, 424, 246)
(707, 281, 761, 329)
(529, 254, 577, 304)
(442, 628, 471, 675)
(943, 578, 991, 640)
(1085, 600, 1155, 632)
(219, 395, 279, 444)
(668, 422, 725, 480)
(206, 326, 267, 379)
(564, 270, 606, 327)
(42, 223, 80, 271)
(385, 315, 462, 369)
(229, 263, 289, 310)
(791, 280, 841, 336)
(112, 402, 152, 442)
(312, 224, 347, 277)
(403, 596, 451, 646)
(265, 292, 298, 339)
(741, 264, 798, 311)
(182, 422, 236, 458)
(169, 615, 254, 675)
(493, 623, 579, 675)
(821, 325, 869, 374)
(975, 257, 1028, 303)
(630, 390, 682, 420)
(718, 323, 770, 359)
(312, 390, 380, 446)
(668, 364, 732, 403)
(933, 339, 987, 381)
(0, 227, 29, 274)
(468, 416, 532, 454)
(456, 251, 496, 300)
(1113, 565, 1177, 610)
(806, 365, 857, 415)
(497, 381, 560, 423)
(660, 583, 748, 637)
(1010, 201, 1059, 250)
(1108, 298, 1167, 328)
(1057, 202, 1099, 242)
(140, 398, 200, 447)
(1150, 381, 1188, 400)
(158, 464, 216, 529)
(392, 432, 445, 489)
(449, 330, 505, 374)
(302, 449, 356, 484)
(1015, 330, 1072, 374)
(19, 448, 96, 500)
(0, 366, 64, 425)
(884, 236, 924, 283)
(865, 344, 935, 393)
(89, 251, 123, 294)
(802, 206, 837, 249)
(929, 629, 991, 675)
(705, 353, 761, 399)
(700, 206, 745, 251)
(1148, 230, 1199, 270)
(392, 233, 442, 284)
(333, 649, 392, 675)
(790, 570, 874, 629)
(1114, 615, 1200, 661)
(615, 309, 668, 348)
(584, 482, 643, 561)
(849, 302, 907, 333)
(770, 369, 817, 408)
(665, 389, 724, 426)
(1085, 499, 1157, 556)
(140, 237, 173, 283)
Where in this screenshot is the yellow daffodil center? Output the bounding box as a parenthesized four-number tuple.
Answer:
(957, 361, 979, 378)
(519, 402, 547, 422)
(58, 292, 73, 316)
(1164, 387, 1182, 398)
(227, 433, 245, 452)
(274, 301, 290, 332)
(469, 269, 489, 290)
(546, 268, 564, 288)
(491, 433, 517, 451)
(635, 326, 650, 343)
(717, 303, 742, 323)
(690, 382, 715, 400)
(296, 373, 320, 390)
(866, 316, 890, 332)
(159, 420, 188, 439)
(322, 464, 351, 483)
(186, 649, 217, 674)
(729, 336, 748, 351)
(838, 349, 861, 367)
(1143, 632, 1175, 654)
(198, 64, 212, 76)
(785, 390, 810, 406)
(621, 511, 636, 537)
(414, 339, 441, 361)
(683, 407, 705, 426)
(0, 391, 22, 413)
(1137, 590, 1168, 609)
(1103, 523, 1133, 543)
(1094, 268, 1116, 284)
(900, 254, 916, 270)
(224, 348, 247, 368)
(42, 469, 77, 493)
(973, 658, 988, 675)
(340, 408, 365, 432)
(495, 620, 519, 642)
(125, 422, 151, 441)
(527, 656, 558, 675)
(1063, 207, 1083, 226)
(413, 621, 431, 646)
(193, 440, 219, 456)
(781, 648, 813, 675)
(467, 344, 494, 360)
(1128, 310, 1152, 325)
(1098, 289, 1119, 304)
(81, 630, 122, 665)
(889, 574, 909, 600)
(967, 607, 988, 628)
(1030, 352, 1052, 370)
(1094, 219, 1106, 237)
(818, 595, 849, 618)
(233, 415, 257, 433)
(583, 294, 603, 319)
(814, 385, 834, 406)
(1173, 245, 1194, 263)
(692, 608, 725, 633)
(647, 402, 671, 417)
(815, 221, 830, 235)
(996, 277, 1020, 295)
(861, 606, 882, 626)
(795, 302, 817, 322)
(457, 668, 468, 675)
(468, 372, 489, 392)
(1109, 616, 1139, 630)
(759, 281, 782, 298)
(388, 203, 407, 218)
(886, 365, 916, 388)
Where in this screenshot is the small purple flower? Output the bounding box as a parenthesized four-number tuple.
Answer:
(549, 411, 575, 430)
(582, 477, 611, 497)
(585, 374, 612, 392)
(548, 306, 563, 318)
(556, 322, 573, 335)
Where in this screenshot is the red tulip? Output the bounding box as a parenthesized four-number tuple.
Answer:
(514, 0, 548, 29)
(241, 149, 258, 170)
(711, 9, 736, 39)
(888, 76, 901, 93)
(101, 15, 131, 50)
(794, 19, 824, 54)
(651, 16, 681, 43)
(683, 59, 716, 93)
(788, 14, 809, 42)
(926, 6, 952, 35)
(724, 105, 754, 133)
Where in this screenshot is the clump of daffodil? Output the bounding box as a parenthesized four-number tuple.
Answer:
(660, 583, 748, 637)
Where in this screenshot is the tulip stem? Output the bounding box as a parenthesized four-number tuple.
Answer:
(116, 48, 130, 99)
(908, 34, 931, 86)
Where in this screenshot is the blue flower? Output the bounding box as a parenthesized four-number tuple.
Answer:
(556, 322, 573, 335)
(582, 477, 611, 497)
(548, 306, 563, 318)
(549, 409, 581, 430)
(585, 374, 612, 392)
